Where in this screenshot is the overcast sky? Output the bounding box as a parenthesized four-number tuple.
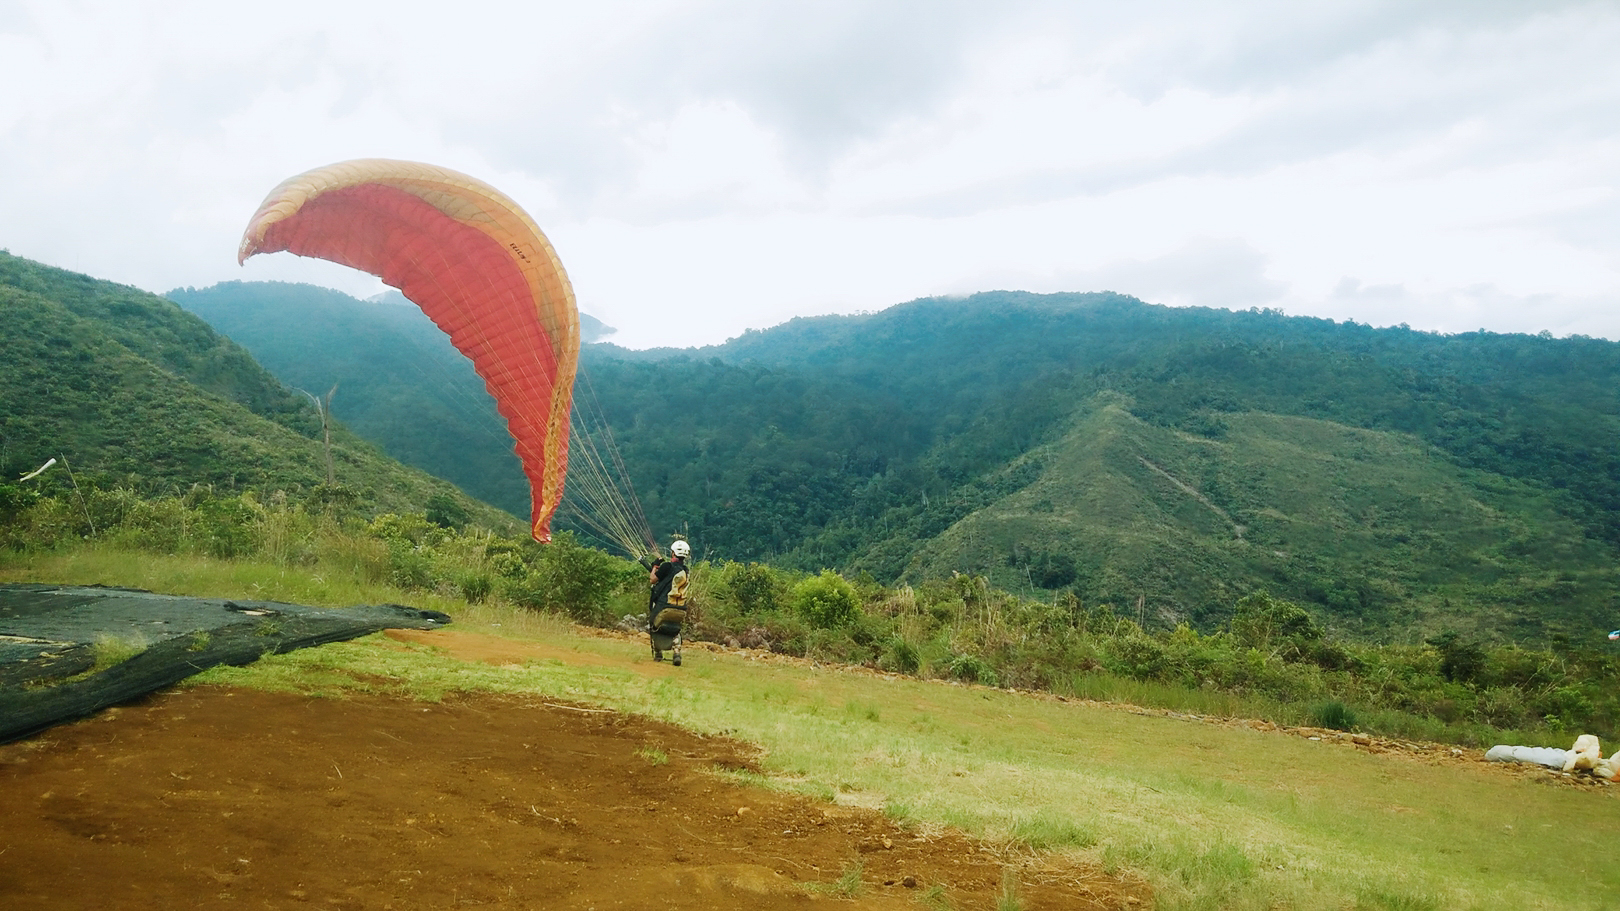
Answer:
(3, 1, 1617, 349)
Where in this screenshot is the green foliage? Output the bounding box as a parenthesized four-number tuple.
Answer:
(6, 479, 1620, 748)
(508, 532, 640, 624)
(717, 561, 781, 614)
(1230, 592, 1323, 659)
(425, 492, 470, 529)
(0, 482, 40, 522)
(1309, 700, 1359, 731)
(879, 635, 921, 674)
(948, 653, 999, 686)
(1426, 631, 1487, 685)
(790, 570, 859, 629)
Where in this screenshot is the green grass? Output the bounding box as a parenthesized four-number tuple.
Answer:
(6, 548, 1617, 910)
(803, 860, 865, 898)
(84, 632, 146, 676)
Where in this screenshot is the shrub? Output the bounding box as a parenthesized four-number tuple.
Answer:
(0, 482, 40, 523)
(1230, 591, 1322, 659)
(458, 571, 493, 604)
(194, 495, 261, 558)
(1106, 634, 1170, 682)
(515, 532, 637, 623)
(791, 570, 860, 629)
(1427, 631, 1487, 685)
(1310, 700, 1358, 731)
(367, 512, 438, 545)
(424, 492, 470, 529)
(387, 543, 438, 591)
(719, 561, 781, 614)
(948, 653, 999, 686)
(880, 636, 921, 674)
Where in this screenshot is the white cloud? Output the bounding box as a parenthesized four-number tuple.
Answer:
(1, 0, 1618, 347)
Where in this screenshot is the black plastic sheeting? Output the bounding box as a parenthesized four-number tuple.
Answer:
(0, 584, 451, 743)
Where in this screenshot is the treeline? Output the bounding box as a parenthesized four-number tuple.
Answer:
(4, 480, 1613, 748)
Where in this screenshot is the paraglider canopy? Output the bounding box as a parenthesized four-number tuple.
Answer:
(238, 159, 580, 542)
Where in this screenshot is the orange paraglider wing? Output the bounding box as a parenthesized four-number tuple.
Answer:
(238, 159, 580, 541)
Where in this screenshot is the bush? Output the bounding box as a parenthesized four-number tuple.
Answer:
(387, 543, 438, 591)
(513, 532, 638, 623)
(1230, 591, 1322, 659)
(1106, 634, 1170, 682)
(948, 653, 999, 686)
(424, 492, 470, 529)
(791, 570, 860, 629)
(193, 496, 260, 558)
(720, 561, 782, 614)
(0, 482, 40, 523)
(880, 636, 921, 674)
(1310, 700, 1358, 731)
(458, 571, 493, 604)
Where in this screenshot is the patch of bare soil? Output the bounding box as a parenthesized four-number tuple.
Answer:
(0, 685, 1146, 910)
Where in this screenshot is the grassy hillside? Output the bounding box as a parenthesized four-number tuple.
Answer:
(0, 254, 515, 531)
(904, 396, 1619, 641)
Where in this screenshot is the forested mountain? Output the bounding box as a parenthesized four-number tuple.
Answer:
(0, 253, 515, 530)
(168, 280, 1620, 643)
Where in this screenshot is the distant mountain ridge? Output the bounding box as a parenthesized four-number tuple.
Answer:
(169, 280, 1620, 643)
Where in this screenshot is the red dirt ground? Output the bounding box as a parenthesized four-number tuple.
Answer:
(0, 674, 1147, 910)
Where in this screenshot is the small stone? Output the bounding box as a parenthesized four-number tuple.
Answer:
(736, 806, 751, 816)
(902, 876, 917, 888)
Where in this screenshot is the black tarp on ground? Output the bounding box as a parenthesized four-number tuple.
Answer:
(0, 584, 450, 743)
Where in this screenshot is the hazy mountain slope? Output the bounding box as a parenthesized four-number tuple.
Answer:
(0, 256, 514, 530)
(704, 291, 1620, 546)
(167, 281, 530, 517)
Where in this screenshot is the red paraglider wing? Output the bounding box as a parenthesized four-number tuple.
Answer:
(238, 160, 580, 541)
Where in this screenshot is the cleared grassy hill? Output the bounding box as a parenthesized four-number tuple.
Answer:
(904, 396, 1618, 641)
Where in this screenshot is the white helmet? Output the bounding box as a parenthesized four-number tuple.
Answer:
(670, 540, 691, 558)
